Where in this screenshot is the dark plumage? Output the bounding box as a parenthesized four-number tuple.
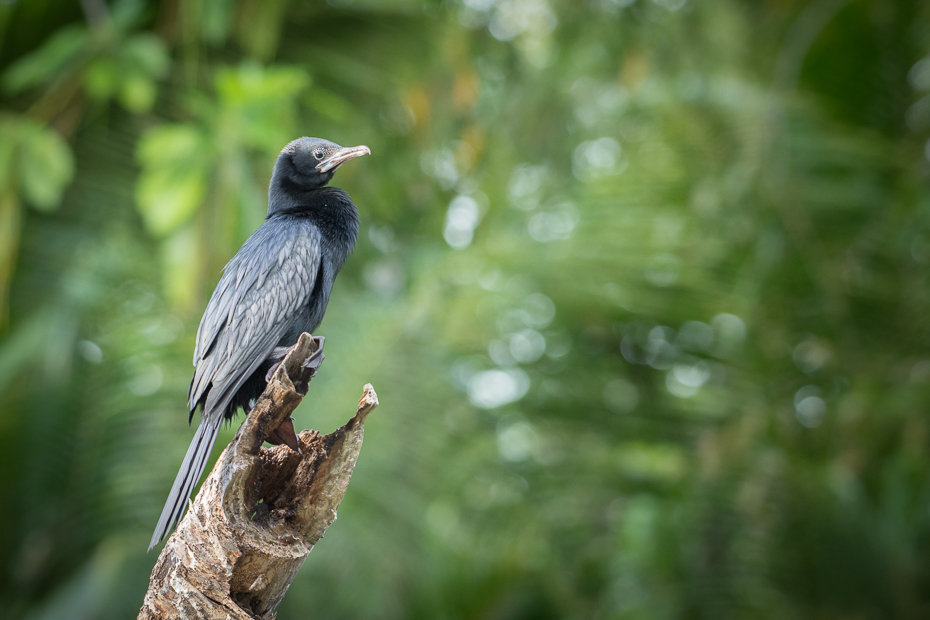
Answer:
(149, 137, 369, 550)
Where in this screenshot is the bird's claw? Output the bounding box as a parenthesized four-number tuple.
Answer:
(265, 361, 282, 383)
(302, 352, 324, 378)
(300, 336, 325, 376)
(265, 337, 324, 381)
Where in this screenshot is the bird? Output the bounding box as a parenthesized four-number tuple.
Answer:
(149, 137, 369, 551)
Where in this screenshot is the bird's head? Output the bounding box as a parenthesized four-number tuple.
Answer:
(273, 137, 370, 192)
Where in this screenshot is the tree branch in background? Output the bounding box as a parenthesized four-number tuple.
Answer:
(138, 333, 379, 619)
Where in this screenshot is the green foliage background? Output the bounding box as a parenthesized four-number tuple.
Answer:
(1, 0, 930, 617)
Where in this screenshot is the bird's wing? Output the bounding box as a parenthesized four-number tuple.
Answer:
(188, 221, 322, 421)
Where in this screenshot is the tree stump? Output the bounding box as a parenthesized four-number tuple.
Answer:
(139, 333, 378, 619)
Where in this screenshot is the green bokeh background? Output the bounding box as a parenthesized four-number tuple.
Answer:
(2, 0, 930, 618)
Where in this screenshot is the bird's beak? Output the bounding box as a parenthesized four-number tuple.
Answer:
(318, 145, 371, 173)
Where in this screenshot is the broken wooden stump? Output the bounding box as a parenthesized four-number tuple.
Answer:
(139, 333, 378, 619)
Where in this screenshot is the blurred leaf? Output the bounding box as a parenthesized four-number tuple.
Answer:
(83, 58, 120, 101)
(213, 63, 310, 153)
(135, 125, 210, 236)
(18, 122, 74, 211)
(120, 34, 169, 78)
(2, 25, 89, 93)
(161, 224, 200, 310)
(83, 34, 168, 112)
(118, 74, 157, 113)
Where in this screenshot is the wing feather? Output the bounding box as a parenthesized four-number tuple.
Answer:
(188, 220, 321, 421)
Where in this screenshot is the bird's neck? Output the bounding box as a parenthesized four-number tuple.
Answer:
(267, 186, 360, 255)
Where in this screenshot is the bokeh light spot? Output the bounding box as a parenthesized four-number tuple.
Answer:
(443, 195, 482, 249)
(467, 368, 530, 408)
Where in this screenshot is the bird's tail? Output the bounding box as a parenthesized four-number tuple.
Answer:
(148, 416, 223, 551)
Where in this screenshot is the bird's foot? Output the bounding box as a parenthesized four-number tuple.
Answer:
(265, 337, 325, 383)
(265, 417, 301, 453)
(265, 356, 323, 382)
(301, 336, 325, 378)
(265, 361, 282, 383)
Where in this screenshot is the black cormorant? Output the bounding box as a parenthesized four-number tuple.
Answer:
(149, 137, 369, 550)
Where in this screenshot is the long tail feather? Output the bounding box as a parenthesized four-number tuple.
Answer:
(148, 416, 223, 551)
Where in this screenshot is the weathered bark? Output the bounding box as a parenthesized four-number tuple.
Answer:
(139, 333, 378, 619)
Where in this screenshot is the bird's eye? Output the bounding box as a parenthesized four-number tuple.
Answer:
(313, 150, 324, 159)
